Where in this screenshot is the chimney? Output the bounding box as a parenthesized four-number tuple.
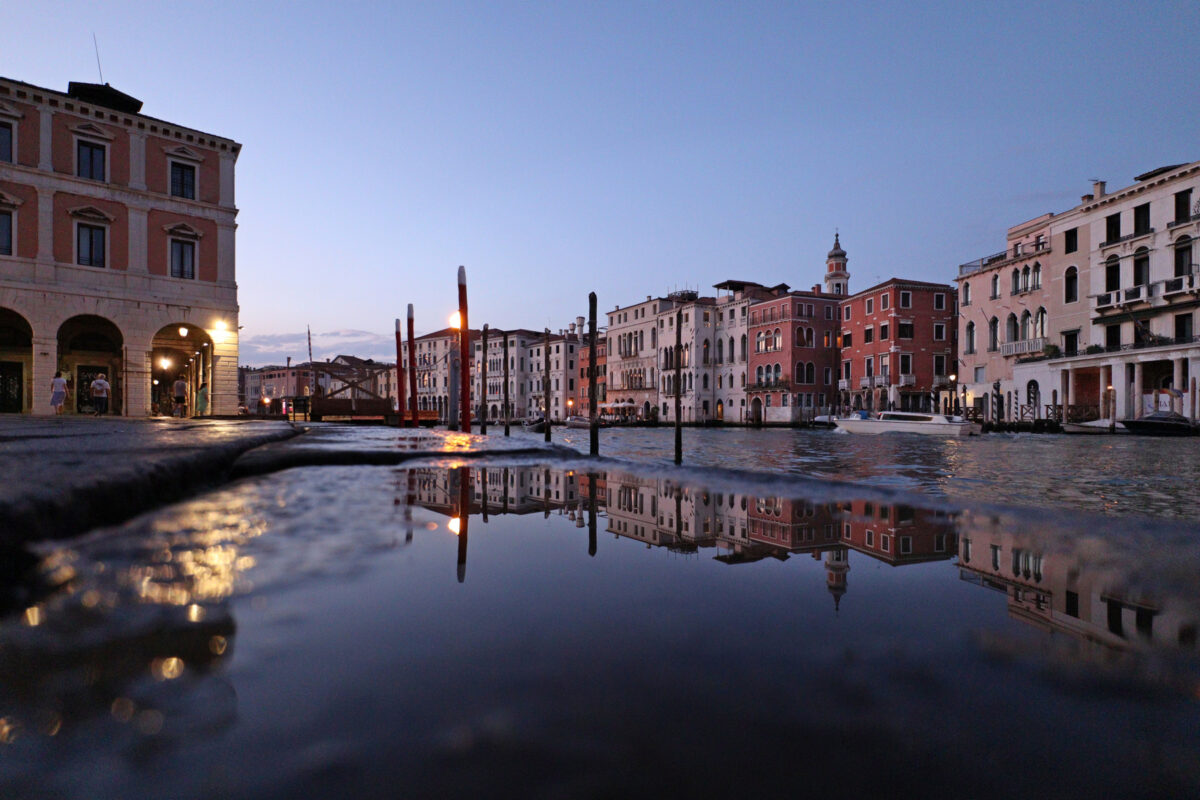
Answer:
(569, 322, 576, 335)
(812, 285, 821, 294)
(1092, 180, 1106, 198)
(576, 315, 585, 331)
(1082, 194, 1094, 203)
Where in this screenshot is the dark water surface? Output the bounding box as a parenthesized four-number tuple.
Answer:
(1, 452, 1197, 798)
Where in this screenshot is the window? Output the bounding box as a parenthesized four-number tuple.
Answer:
(77, 223, 106, 267)
(1176, 189, 1193, 224)
(865, 298, 873, 314)
(0, 210, 10, 256)
(842, 332, 852, 347)
(842, 361, 851, 380)
(0, 121, 11, 163)
(899, 291, 911, 308)
(934, 323, 945, 341)
(1133, 202, 1150, 236)
(897, 322, 913, 339)
(934, 293, 945, 310)
(1006, 313, 1018, 342)
(1176, 237, 1194, 277)
(1064, 227, 1078, 253)
(964, 322, 975, 354)
(880, 294, 889, 310)
(1032, 263, 1041, 289)
(170, 162, 196, 199)
(825, 306, 832, 319)
(974, 366, 985, 382)
(1011, 269, 1021, 295)
(899, 353, 912, 375)
(961, 283, 971, 306)
(879, 323, 888, 340)
(1105, 255, 1120, 292)
(77, 140, 106, 181)
(824, 367, 831, 385)
(1105, 212, 1121, 243)
(170, 239, 196, 279)
(990, 275, 999, 299)
(844, 306, 852, 321)
(1133, 249, 1149, 286)
(988, 318, 998, 351)
(1175, 313, 1193, 343)
(863, 327, 874, 344)
(1065, 266, 1078, 302)
(1062, 330, 1079, 356)
(1105, 324, 1121, 351)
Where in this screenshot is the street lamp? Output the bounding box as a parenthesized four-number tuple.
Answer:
(949, 373, 958, 414)
(567, 397, 574, 419)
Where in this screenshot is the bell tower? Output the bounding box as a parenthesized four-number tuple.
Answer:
(824, 232, 849, 296)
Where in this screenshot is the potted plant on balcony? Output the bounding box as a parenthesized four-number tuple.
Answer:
(1085, 344, 1105, 355)
(1042, 343, 1061, 359)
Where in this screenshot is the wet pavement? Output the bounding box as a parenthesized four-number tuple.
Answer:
(1, 423, 1198, 797)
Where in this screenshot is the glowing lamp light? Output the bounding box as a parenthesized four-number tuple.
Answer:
(213, 319, 228, 331)
(160, 358, 172, 370)
(178, 327, 189, 338)
(949, 373, 957, 382)
(448, 517, 462, 535)
(261, 397, 270, 405)
(449, 311, 462, 330)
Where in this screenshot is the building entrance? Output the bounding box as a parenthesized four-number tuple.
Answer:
(0, 361, 22, 413)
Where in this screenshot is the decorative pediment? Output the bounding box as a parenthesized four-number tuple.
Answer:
(69, 122, 114, 142)
(0, 190, 23, 209)
(162, 145, 205, 163)
(0, 101, 23, 121)
(68, 205, 115, 223)
(162, 222, 203, 240)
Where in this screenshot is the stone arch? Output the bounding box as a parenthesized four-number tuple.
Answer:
(151, 322, 215, 416)
(0, 307, 33, 413)
(57, 315, 124, 414)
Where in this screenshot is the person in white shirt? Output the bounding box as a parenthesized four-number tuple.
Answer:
(89, 373, 111, 416)
(49, 371, 68, 415)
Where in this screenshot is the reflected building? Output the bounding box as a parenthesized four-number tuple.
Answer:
(836, 500, 958, 566)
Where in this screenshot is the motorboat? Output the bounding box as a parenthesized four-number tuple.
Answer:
(522, 416, 548, 433)
(565, 415, 606, 429)
(1119, 410, 1199, 437)
(833, 410, 982, 436)
(810, 415, 838, 429)
(1062, 418, 1125, 434)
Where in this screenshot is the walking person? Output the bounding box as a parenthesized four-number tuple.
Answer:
(173, 375, 188, 417)
(89, 373, 111, 417)
(196, 382, 209, 416)
(49, 371, 68, 415)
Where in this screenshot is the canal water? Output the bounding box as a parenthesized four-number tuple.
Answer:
(1, 439, 1197, 798)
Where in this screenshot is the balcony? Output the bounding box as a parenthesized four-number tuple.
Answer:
(1101, 229, 1154, 249)
(1168, 213, 1199, 229)
(1161, 274, 1198, 297)
(1000, 337, 1047, 357)
(1123, 284, 1150, 303)
(1094, 292, 1114, 309)
(837, 379, 849, 391)
(899, 374, 916, 387)
(859, 376, 874, 389)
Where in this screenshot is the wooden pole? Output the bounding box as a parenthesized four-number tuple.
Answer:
(503, 333, 511, 436)
(481, 466, 488, 523)
(480, 324, 489, 435)
(407, 304, 419, 428)
(674, 309, 682, 465)
(544, 327, 552, 443)
(458, 266, 470, 433)
(456, 467, 469, 583)
(587, 472, 597, 557)
(588, 292, 599, 456)
(400, 316, 410, 424)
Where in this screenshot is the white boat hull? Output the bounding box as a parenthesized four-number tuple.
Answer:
(833, 416, 981, 436)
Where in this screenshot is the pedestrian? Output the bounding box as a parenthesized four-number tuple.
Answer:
(196, 382, 209, 416)
(173, 375, 188, 417)
(89, 373, 111, 416)
(50, 371, 68, 415)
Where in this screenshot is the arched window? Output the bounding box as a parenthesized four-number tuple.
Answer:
(774, 363, 782, 383)
(1020, 310, 1031, 340)
(1175, 235, 1194, 277)
(1011, 269, 1021, 294)
(963, 282, 971, 305)
(965, 321, 976, 353)
(716, 338, 723, 363)
(988, 318, 999, 351)
(740, 334, 747, 361)
(773, 328, 781, 350)
(1034, 307, 1046, 338)
(650, 328, 656, 347)
(991, 274, 1000, 298)
(1032, 262, 1042, 289)
(1021, 266, 1030, 291)
(755, 331, 764, 353)
(796, 362, 804, 383)
(702, 339, 710, 364)
(796, 326, 803, 345)
(729, 337, 736, 361)
(1105, 255, 1120, 292)
(806, 363, 816, 383)
(755, 365, 764, 385)
(1133, 247, 1150, 286)
(702, 374, 709, 389)
(683, 344, 690, 367)
(1007, 313, 1019, 342)
(1064, 266, 1078, 303)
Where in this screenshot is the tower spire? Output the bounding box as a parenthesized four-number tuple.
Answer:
(824, 231, 849, 296)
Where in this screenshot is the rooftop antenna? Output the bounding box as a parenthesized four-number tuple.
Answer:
(92, 33, 105, 83)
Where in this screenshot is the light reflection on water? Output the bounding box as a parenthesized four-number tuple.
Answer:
(0, 462, 1197, 798)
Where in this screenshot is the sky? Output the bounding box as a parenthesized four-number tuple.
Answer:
(3, 1, 1198, 365)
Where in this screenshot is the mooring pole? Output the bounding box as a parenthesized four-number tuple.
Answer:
(407, 304, 419, 428)
(502, 466, 510, 514)
(456, 467, 469, 583)
(587, 472, 597, 557)
(588, 292, 599, 456)
(674, 309, 683, 465)
(394, 318, 406, 426)
(458, 266, 470, 433)
(544, 327, 552, 443)
(481, 466, 488, 523)
(503, 333, 511, 436)
(480, 324, 489, 435)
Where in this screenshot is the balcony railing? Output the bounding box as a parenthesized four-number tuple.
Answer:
(1161, 274, 1198, 295)
(1000, 337, 1047, 357)
(838, 379, 849, 391)
(1168, 213, 1200, 229)
(1123, 284, 1148, 302)
(899, 374, 916, 387)
(859, 376, 874, 389)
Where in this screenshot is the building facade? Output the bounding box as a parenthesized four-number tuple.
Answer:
(0, 77, 240, 416)
(746, 286, 841, 423)
(606, 296, 666, 420)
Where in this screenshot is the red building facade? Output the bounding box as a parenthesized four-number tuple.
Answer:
(838, 279, 958, 412)
(745, 288, 841, 423)
(577, 337, 606, 413)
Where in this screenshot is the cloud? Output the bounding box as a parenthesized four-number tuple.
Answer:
(239, 328, 396, 367)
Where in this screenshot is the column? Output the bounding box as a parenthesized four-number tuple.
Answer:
(1066, 368, 1075, 409)
(35, 189, 54, 283)
(129, 131, 147, 191)
(31, 334, 57, 416)
(1133, 362, 1144, 418)
(124, 344, 151, 417)
(38, 109, 53, 171)
(1173, 358, 1184, 414)
(1100, 364, 1111, 420)
(127, 207, 148, 274)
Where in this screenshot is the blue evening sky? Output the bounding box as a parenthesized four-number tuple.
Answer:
(4, 1, 1197, 364)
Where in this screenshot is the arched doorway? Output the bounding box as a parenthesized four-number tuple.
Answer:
(0, 308, 32, 413)
(716, 399, 724, 421)
(151, 323, 215, 416)
(1026, 380, 1040, 414)
(642, 401, 651, 420)
(57, 315, 123, 414)
(750, 397, 763, 425)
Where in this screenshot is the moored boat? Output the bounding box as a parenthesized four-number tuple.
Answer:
(1119, 410, 1199, 437)
(565, 415, 594, 429)
(833, 410, 982, 436)
(522, 416, 548, 433)
(1062, 419, 1125, 434)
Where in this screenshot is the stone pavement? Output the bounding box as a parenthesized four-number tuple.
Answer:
(0, 416, 298, 544)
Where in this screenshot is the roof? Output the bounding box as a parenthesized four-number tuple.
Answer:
(827, 232, 846, 259)
(843, 277, 954, 299)
(67, 81, 142, 113)
(1134, 164, 1187, 183)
